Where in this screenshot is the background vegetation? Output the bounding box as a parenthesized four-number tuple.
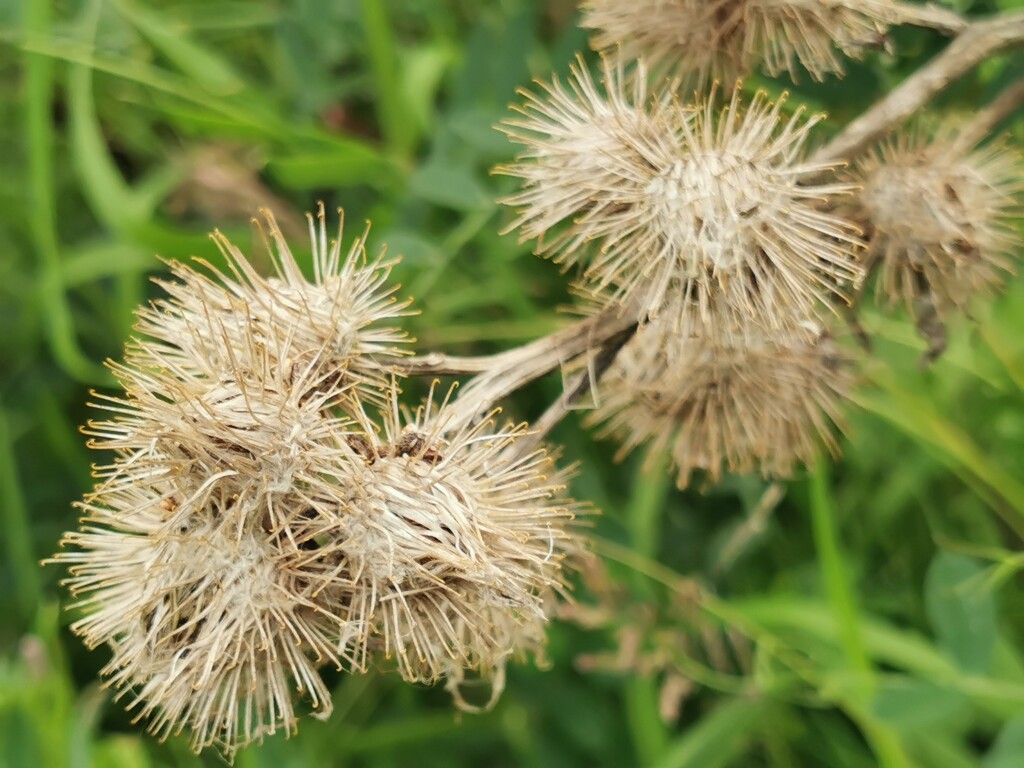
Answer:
(2, 0, 1024, 765)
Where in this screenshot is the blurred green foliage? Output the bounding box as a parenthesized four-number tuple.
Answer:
(1, 0, 1024, 766)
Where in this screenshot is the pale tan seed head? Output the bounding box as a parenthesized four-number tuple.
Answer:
(856, 130, 1023, 314)
(581, 0, 903, 85)
(497, 54, 678, 263)
(54, 482, 350, 757)
(293, 383, 580, 696)
(500, 65, 862, 340)
(132, 204, 411, 408)
(54, 342, 370, 754)
(588, 317, 853, 487)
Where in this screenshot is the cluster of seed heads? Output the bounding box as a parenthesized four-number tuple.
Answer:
(54, 0, 1022, 757)
(501, 0, 1021, 487)
(54, 208, 577, 756)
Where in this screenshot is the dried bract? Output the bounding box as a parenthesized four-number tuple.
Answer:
(856, 131, 1023, 314)
(589, 319, 853, 487)
(500, 65, 862, 338)
(581, 0, 903, 84)
(132, 205, 411, 406)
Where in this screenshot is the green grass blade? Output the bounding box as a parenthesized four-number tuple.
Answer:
(360, 0, 416, 157)
(855, 370, 1024, 536)
(650, 697, 767, 768)
(810, 460, 911, 768)
(0, 405, 41, 625)
(112, 0, 246, 93)
(810, 461, 873, 692)
(625, 458, 673, 764)
(24, 0, 110, 385)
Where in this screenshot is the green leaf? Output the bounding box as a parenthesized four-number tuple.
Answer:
(163, 2, 280, 31)
(408, 162, 493, 210)
(24, 0, 111, 385)
(338, 714, 495, 753)
(925, 552, 997, 675)
(904, 733, 979, 768)
(448, 108, 515, 157)
(0, 707, 42, 768)
(855, 374, 1024, 536)
(360, 0, 416, 157)
(60, 243, 156, 287)
(382, 230, 443, 268)
(0, 404, 40, 625)
(651, 698, 767, 768)
(626, 677, 670, 766)
(401, 44, 455, 137)
(871, 678, 971, 730)
(266, 149, 402, 191)
(90, 736, 153, 768)
(985, 715, 1024, 768)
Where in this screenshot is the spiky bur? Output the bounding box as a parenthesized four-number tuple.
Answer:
(855, 131, 1023, 316)
(51, 212, 581, 757)
(58, 505, 345, 752)
(131, 205, 411, 407)
(587, 318, 853, 487)
(54, 362, 360, 755)
(499, 60, 863, 340)
(305, 383, 578, 705)
(580, 0, 902, 84)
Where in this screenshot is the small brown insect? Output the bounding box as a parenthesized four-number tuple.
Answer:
(390, 432, 444, 465)
(391, 432, 426, 458)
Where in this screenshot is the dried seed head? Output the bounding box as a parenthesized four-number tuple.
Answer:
(52, 209, 407, 755)
(132, 205, 411, 407)
(298, 384, 579, 693)
(589, 318, 853, 487)
(93, 368, 346, 496)
(500, 64, 862, 338)
(55, 348, 364, 754)
(498, 56, 675, 240)
(581, 0, 902, 84)
(856, 131, 1023, 314)
(56, 484, 348, 756)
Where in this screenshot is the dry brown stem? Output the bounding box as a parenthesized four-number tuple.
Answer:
(513, 321, 638, 456)
(815, 9, 1024, 165)
(893, 1, 968, 35)
(397, 309, 635, 377)
(434, 308, 637, 429)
